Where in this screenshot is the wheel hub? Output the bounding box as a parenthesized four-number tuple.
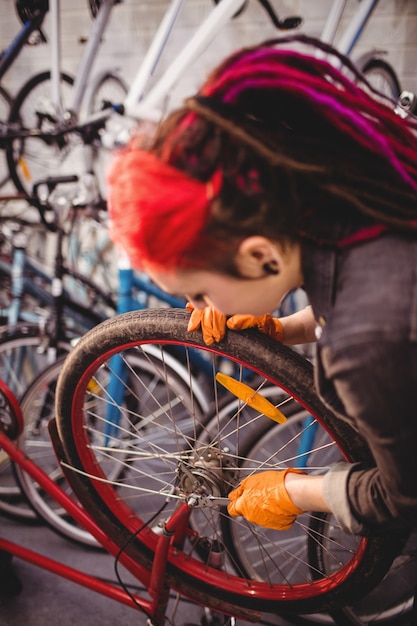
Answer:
(177, 447, 238, 499)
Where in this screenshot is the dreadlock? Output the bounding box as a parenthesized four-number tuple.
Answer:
(109, 34, 417, 270)
(154, 35, 417, 236)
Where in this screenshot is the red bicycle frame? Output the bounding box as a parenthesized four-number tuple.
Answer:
(0, 394, 261, 626)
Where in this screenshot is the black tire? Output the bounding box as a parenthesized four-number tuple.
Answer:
(85, 69, 128, 201)
(14, 341, 208, 546)
(359, 56, 401, 103)
(306, 514, 416, 625)
(0, 85, 12, 188)
(56, 308, 405, 616)
(204, 397, 417, 625)
(0, 323, 70, 521)
(13, 356, 98, 546)
(6, 70, 75, 195)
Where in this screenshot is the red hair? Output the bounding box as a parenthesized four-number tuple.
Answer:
(107, 149, 222, 269)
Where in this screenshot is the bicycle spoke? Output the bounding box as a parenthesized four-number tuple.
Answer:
(56, 309, 403, 614)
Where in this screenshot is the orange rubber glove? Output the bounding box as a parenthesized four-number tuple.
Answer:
(227, 314, 283, 342)
(227, 469, 306, 531)
(186, 303, 227, 346)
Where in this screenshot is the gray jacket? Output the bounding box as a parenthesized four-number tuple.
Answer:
(302, 230, 417, 535)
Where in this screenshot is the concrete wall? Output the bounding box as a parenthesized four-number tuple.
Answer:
(0, 0, 416, 112)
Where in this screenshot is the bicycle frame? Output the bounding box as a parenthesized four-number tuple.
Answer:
(49, 0, 117, 115)
(0, 407, 261, 625)
(124, 0, 381, 120)
(0, 217, 111, 330)
(123, 0, 247, 119)
(0, 427, 177, 624)
(0, 8, 47, 82)
(10, 0, 384, 122)
(2, 0, 389, 195)
(320, 0, 379, 57)
(45, 0, 248, 120)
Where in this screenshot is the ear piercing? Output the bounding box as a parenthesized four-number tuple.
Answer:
(262, 261, 280, 276)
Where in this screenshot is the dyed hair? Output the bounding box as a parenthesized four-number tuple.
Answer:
(108, 34, 417, 271)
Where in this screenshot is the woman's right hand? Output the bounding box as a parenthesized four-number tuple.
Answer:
(227, 469, 306, 530)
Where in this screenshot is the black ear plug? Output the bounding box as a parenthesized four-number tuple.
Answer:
(262, 261, 280, 275)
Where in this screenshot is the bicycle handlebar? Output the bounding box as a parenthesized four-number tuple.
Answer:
(30, 175, 79, 232)
(32, 175, 79, 198)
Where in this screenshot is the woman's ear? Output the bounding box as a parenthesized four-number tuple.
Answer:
(235, 236, 281, 278)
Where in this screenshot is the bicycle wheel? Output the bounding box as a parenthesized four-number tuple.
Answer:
(12, 355, 97, 545)
(304, 520, 417, 625)
(0, 323, 70, 521)
(85, 69, 128, 201)
(56, 308, 405, 616)
(13, 343, 208, 546)
(6, 71, 76, 195)
(359, 56, 401, 102)
(235, 409, 417, 625)
(65, 208, 118, 299)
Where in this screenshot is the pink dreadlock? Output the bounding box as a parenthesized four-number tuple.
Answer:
(108, 34, 417, 271)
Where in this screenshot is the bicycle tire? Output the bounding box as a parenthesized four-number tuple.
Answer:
(85, 68, 128, 201)
(6, 70, 75, 195)
(63, 69, 128, 295)
(55, 69, 129, 301)
(358, 56, 401, 102)
(56, 308, 405, 616)
(14, 342, 209, 546)
(306, 514, 416, 625)
(66, 207, 118, 297)
(0, 322, 70, 521)
(0, 84, 12, 188)
(13, 355, 97, 545)
(236, 410, 416, 625)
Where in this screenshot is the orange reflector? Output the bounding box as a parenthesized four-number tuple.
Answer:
(19, 157, 31, 182)
(215, 372, 287, 423)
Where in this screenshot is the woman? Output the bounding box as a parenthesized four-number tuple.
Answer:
(107, 34, 417, 536)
